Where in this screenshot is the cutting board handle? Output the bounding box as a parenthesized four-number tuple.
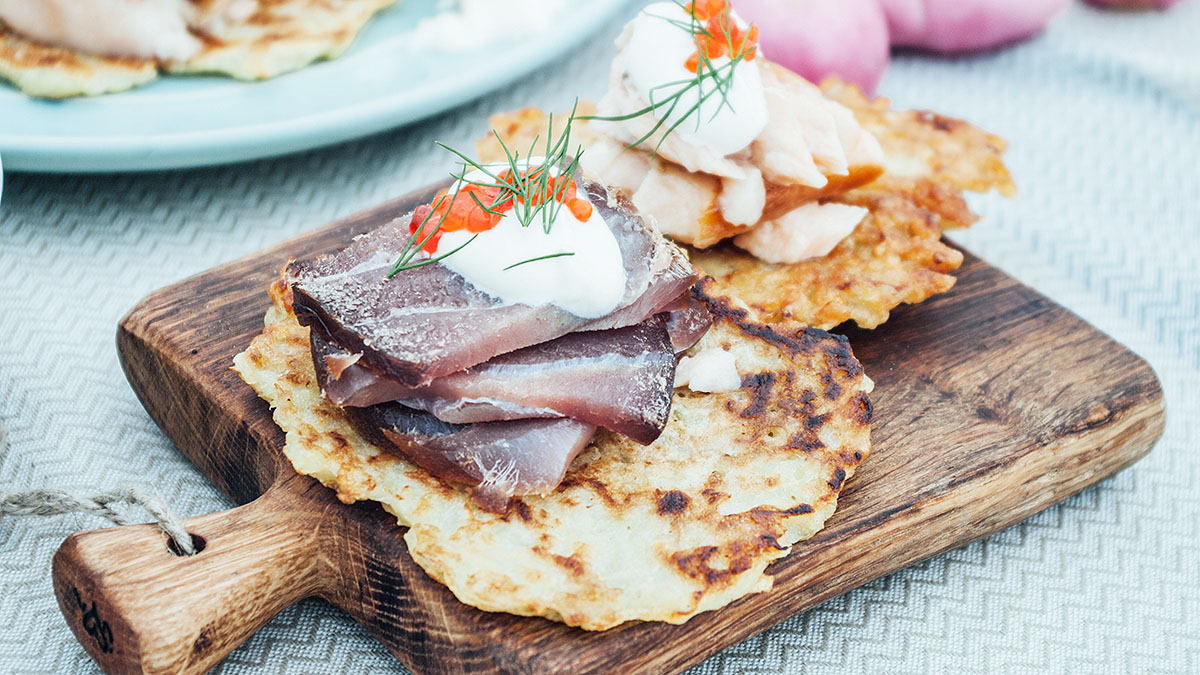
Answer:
(51, 478, 327, 674)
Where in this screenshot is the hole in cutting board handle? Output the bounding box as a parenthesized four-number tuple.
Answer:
(165, 533, 207, 557)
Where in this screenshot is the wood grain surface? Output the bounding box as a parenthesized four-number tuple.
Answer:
(51, 188, 1165, 674)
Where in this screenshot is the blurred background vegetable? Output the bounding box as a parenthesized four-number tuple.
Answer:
(733, 0, 891, 94)
(1083, 0, 1182, 8)
(734, 0, 1184, 94)
(878, 0, 1072, 53)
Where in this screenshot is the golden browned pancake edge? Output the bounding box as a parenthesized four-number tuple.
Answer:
(0, 0, 396, 98)
(0, 26, 157, 98)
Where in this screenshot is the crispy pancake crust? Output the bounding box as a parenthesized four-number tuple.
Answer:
(233, 277, 872, 630)
(693, 81, 1013, 330)
(0, 0, 395, 98)
(480, 103, 604, 162)
(479, 79, 1013, 330)
(691, 187, 964, 330)
(166, 0, 395, 80)
(821, 79, 1017, 220)
(0, 27, 157, 98)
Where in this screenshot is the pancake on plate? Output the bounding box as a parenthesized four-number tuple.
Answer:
(0, 0, 396, 98)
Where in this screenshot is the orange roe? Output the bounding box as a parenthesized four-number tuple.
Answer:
(569, 197, 593, 221)
(409, 169, 592, 254)
(408, 204, 441, 254)
(683, 0, 758, 73)
(686, 0, 724, 20)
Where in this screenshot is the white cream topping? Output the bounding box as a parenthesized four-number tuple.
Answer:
(622, 2, 768, 157)
(434, 164, 628, 320)
(406, 0, 569, 53)
(0, 0, 254, 60)
(675, 347, 740, 393)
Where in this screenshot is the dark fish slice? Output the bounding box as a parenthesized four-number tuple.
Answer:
(288, 178, 696, 387)
(665, 292, 714, 353)
(311, 315, 678, 445)
(343, 402, 596, 513)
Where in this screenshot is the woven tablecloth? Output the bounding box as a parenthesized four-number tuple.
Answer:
(2, 2, 1198, 672)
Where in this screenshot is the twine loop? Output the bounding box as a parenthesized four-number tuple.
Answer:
(0, 428, 196, 556)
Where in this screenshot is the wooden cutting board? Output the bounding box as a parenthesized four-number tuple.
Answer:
(50, 186, 1165, 674)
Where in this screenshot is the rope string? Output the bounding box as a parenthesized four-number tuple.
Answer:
(1, 488, 197, 556)
(0, 429, 196, 555)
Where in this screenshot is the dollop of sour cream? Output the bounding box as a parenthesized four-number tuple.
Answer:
(433, 164, 628, 319)
(622, 2, 768, 157)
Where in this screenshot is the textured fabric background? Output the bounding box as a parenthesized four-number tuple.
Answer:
(2, 2, 1198, 673)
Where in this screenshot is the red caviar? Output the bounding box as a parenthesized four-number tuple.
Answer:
(409, 169, 593, 254)
(683, 0, 758, 73)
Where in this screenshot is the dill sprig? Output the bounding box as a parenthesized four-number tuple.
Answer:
(436, 100, 584, 235)
(580, 1, 756, 154)
(387, 195, 480, 277)
(388, 102, 586, 277)
(503, 252, 576, 271)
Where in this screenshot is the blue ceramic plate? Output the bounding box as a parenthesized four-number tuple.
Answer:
(0, 0, 626, 173)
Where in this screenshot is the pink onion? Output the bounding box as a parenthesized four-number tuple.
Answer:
(1083, 0, 1183, 8)
(878, 0, 1071, 53)
(733, 0, 1074, 95)
(733, 0, 891, 95)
